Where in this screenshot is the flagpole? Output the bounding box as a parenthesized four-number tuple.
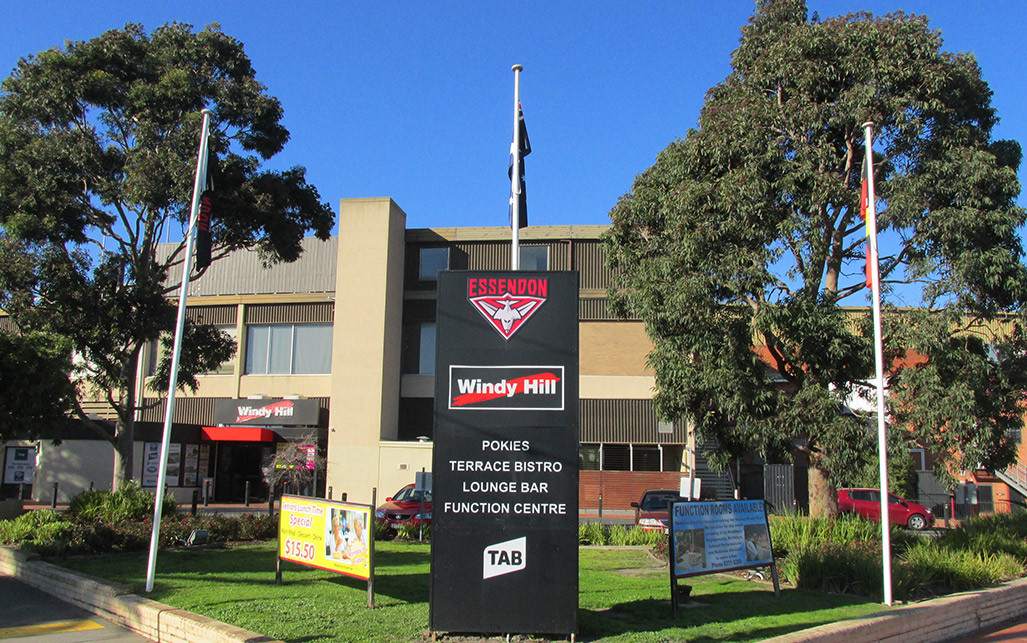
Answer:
(864, 121, 892, 606)
(145, 108, 214, 593)
(511, 64, 523, 270)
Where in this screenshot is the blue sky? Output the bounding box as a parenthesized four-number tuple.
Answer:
(1, 1, 1024, 234)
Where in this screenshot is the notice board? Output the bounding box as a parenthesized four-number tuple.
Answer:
(430, 271, 579, 635)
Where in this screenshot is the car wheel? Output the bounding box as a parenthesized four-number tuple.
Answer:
(907, 513, 927, 531)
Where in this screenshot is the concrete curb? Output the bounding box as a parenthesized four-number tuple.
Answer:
(0, 547, 282, 643)
(4, 544, 1027, 642)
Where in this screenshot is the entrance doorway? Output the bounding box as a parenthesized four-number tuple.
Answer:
(213, 442, 272, 502)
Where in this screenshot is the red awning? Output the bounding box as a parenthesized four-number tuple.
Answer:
(201, 426, 276, 442)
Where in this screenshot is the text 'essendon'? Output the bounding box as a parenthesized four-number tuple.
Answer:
(449, 366, 564, 411)
(468, 277, 548, 298)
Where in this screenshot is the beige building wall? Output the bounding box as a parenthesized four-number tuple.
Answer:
(326, 198, 407, 504)
(377, 442, 434, 498)
(579, 321, 652, 376)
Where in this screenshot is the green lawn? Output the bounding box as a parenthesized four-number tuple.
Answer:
(58, 542, 885, 642)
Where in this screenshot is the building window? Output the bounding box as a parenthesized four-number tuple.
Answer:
(519, 245, 548, 271)
(245, 323, 333, 374)
(909, 449, 927, 472)
(418, 323, 436, 375)
(419, 247, 449, 281)
(579, 444, 600, 471)
(204, 326, 237, 375)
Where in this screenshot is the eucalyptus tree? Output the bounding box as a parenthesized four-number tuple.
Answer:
(604, 0, 1027, 515)
(0, 23, 333, 487)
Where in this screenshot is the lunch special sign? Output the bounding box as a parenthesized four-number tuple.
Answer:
(431, 271, 579, 636)
(278, 495, 373, 581)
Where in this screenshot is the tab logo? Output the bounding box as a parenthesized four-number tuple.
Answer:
(483, 536, 526, 579)
(467, 277, 548, 340)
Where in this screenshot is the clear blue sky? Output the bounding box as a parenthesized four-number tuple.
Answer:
(2, 1, 1024, 233)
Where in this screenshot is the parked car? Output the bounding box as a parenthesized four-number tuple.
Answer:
(374, 484, 432, 534)
(631, 489, 686, 533)
(837, 488, 933, 530)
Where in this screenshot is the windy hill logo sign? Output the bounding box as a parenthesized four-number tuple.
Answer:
(431, 270, 579, 637)
(467, 276, 547, 340)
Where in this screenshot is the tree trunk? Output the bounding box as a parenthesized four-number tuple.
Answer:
(808, 458, 839, 519)
(111, 416, 135, 490)
(111, 348, 141, 490)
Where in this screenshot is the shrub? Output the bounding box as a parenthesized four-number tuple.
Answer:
(778, 540, 884, 597)
(396, 521, 430, 541)
(0, 509, 62, 544)
(579, 522, 607, 545)
(897, 540, 1024, 598)
(606, 524, 630, 546)
(626, 526, 665, 547)
(66, 482, 177, 524)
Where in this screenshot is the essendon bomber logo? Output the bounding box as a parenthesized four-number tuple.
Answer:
(468, 277, 547, 340)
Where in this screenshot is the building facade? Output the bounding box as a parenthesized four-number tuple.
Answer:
(4, 198, 709, 510)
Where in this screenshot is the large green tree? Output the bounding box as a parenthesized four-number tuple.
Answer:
(603, 0, 1027, 516)
(0, 23, 333, 487)
(0, 331, 77, 439)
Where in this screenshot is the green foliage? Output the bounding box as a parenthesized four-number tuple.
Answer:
(603, 0, 1027, 515)
(577, 522, 667, 547)
(769, 514, 918, 559)
(778, 540, 884, 597)
(395, 521, 430, 541)
(937, 512, 1027, 563)
(0, 508, 62, 543)
(578, 521, 608, 545)
(897, 541, 1023, 597)
(67, 481, 177, 523)
(0, 331, 76, 440)
(373, 518, 392, 541)
(0, 22, 334, 486)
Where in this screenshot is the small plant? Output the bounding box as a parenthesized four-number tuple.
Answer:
(66, 482, 176, 523)
(396, 521, 430, 541)
(578, 521, 607, 545)
(606, 524, 630, 546)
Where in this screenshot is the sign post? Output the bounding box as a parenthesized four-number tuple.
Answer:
(668, 499, 779, 616)
(430, 271, 579, 637)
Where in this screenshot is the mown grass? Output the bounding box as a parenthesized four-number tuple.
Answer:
(58, 541, 882, 643)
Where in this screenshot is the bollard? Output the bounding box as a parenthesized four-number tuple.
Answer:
(268, 487, 275, 517)
(203, 479, 210, 507)
(598, 492, 603, 519)
(244, 481, 251, 507)
(191, 489, 199, 516)
(341, 492, 347, 502)
(51, 482, 59, 509)
(89, 481, 94, 492)
(327, 486, 333, 500)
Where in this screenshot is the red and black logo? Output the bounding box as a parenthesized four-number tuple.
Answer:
(467, 277, 548, 340)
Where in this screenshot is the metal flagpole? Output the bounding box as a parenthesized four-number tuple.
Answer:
(511, 64, 523, 270)
(145, 108, 214, 593)
(864, 121, 892, 605)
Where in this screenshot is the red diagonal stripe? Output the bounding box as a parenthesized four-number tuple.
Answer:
(452, 372, 561, 407)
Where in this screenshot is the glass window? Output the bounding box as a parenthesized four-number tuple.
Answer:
(419, 247, 449, 280)
(292, 324, 333, 374)
(633, 445, 662, 472)
(246, 323, 332, 374)
(418, 323, 436, 375)
(579, 444, 600, 471)
(204, 326, 237, 375)
(519, 245, 548, 271)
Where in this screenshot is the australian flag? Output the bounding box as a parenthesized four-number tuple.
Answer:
(508, 105, 531, 228)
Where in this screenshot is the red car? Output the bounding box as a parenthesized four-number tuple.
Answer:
(837, 488, 933, 530)
(374, 484, 432, 533)
(631, 489, 686, 533)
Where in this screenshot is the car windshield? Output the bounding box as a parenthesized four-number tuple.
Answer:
(393, 486, 431, 503)
(641, 492, 682, 511)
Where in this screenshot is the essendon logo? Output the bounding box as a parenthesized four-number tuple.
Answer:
(468, 277, 547, 340)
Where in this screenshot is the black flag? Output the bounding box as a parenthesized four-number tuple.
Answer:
(195, 150, 214, 270)
(508, 105, 531, 228)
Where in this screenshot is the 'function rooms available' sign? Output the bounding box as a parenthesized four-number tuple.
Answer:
(430, 271, 579, 637)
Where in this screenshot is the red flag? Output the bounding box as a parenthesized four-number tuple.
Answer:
(861, 155, 872, 289)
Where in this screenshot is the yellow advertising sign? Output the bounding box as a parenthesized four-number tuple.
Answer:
(278, 495, 371, 580)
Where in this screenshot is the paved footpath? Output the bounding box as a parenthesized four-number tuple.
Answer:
(958, 618, 1027, 642)
(0, 576, 148, 643)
